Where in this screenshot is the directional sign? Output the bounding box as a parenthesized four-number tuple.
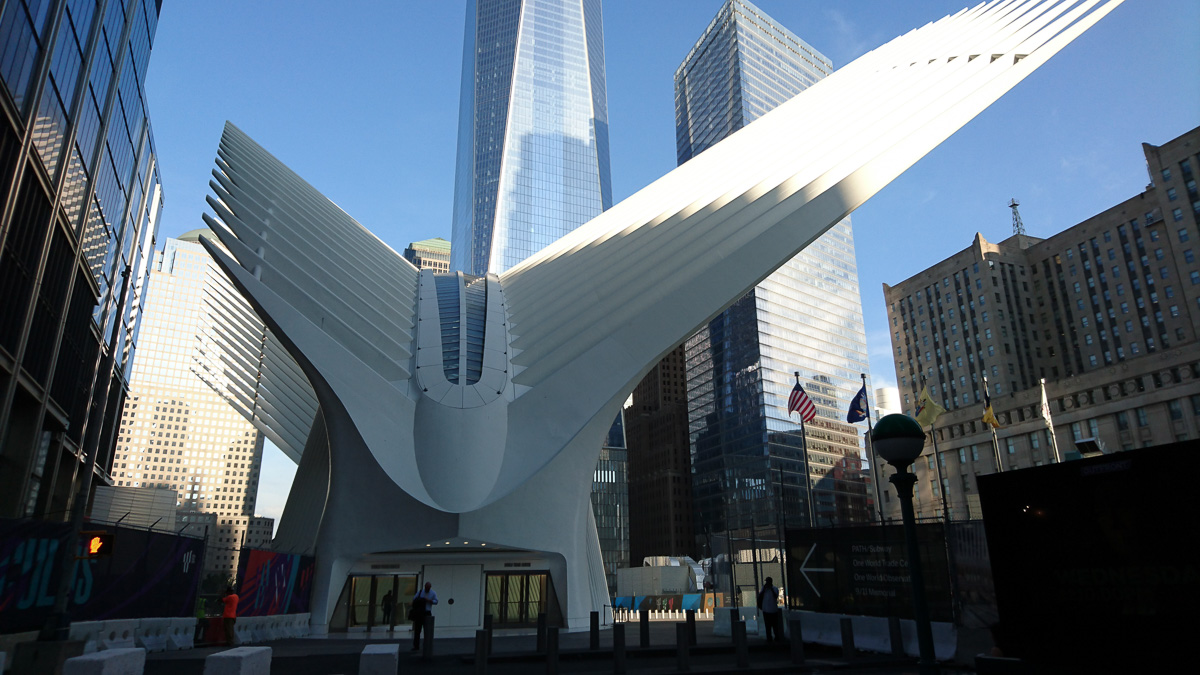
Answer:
(785, 524, 953, 621)
(798, 544, 834, 598)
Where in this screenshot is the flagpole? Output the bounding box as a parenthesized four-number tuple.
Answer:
(930, 423, 950, 522)
(983, 376, 1003, 472)
(861, 373, 884, 523)
(776, 463, 790, 605)
(795, 371, 816, 529)
(1041, 378, 1061, 463)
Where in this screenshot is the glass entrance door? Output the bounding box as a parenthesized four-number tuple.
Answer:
(484, 572, 547, 627)
(332, 574, 418, 631)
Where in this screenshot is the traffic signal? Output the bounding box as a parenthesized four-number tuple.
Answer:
(80, 531, 114, 558)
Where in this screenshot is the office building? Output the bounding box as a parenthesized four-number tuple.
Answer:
(199, 1, 1115, 632)
(626, 345, 695, 563)
(109, 230, 272, 575)
(403, 237, 450, 272)
(450, 0, 611, 276)
(882, 126, 1200, 520)
(0, 0, 162, 520)
(677, 0, 873, 534)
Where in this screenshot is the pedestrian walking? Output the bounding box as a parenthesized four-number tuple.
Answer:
(757, 577, 783, 642)
(410, 581, 438, 650)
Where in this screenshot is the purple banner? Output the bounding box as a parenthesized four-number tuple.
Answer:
(235, 548, 314, 616)
(0, 519, 204, 633)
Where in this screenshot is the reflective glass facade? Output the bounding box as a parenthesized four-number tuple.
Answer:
(450, 0, 612, 275)
(679, 0, 872, 532)
(0, 0, 162, 520)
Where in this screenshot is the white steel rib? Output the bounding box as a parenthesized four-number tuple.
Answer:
(196, 0, 1120, 632)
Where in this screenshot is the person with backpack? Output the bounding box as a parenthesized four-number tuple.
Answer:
(757, 577, 782, 642)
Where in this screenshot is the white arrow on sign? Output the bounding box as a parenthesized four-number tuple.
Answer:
(799, 544, 834, 597)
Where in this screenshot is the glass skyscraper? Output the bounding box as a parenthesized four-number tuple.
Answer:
(679, 0, 873, 533)
(450, 0, 611, 275)
(0, 0, 162, 520)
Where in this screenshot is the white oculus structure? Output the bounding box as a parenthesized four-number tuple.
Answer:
(199, 0, 1120, 633)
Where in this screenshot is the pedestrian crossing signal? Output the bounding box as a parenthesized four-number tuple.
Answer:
(80, 531, 114, 558)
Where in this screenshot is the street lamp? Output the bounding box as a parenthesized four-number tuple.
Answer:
(872, 414, 938, 675)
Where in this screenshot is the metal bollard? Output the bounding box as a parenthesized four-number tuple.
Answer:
(475, 629, 488, 675)
(888, 615, 904, 656)
(686, 609, 696, 646)
(639, 609, 650, 648)
(590, 611, 600, 650)
(840, 617, 855, 660)
(536, 612, 547, 653)
(789, 617, 805, 664)
(545, 626, 559, 675)
(733, 620, 749, 668)
(484, 614, 494, 655)
(422, 616, 435, 660)
(676, 622, 690, 672)
(612, 622, 627, 674)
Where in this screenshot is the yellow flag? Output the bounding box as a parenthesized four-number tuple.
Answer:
(982, 387, 1004, 428)
(914, 387, 946, 429)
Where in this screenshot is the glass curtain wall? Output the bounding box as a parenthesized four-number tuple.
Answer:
(679, 0, 873, 535)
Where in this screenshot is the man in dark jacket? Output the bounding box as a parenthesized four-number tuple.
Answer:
(411, 581, 439, 651)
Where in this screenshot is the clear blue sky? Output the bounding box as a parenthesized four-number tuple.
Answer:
(143, 1, 1200, 524)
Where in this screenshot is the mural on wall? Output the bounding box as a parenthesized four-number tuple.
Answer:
(0, 519, 204, 633)
(235, 548, 314, 616)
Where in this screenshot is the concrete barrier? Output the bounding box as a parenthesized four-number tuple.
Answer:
(167, 618, 196, 650)
(136, 618, 170, 652)
(295, 613, 311, 637)
(203, 646, 271, 674)
(68, 621, 105, 654)
(236, 617, 260, 644)
(711, 607, 731, 637)
(791, 611, 957, 661)
(63, 647, 146, 674)
(100, 620, 139, 650)
(285, 614, 303, 638)
(359, 644, 399, 675)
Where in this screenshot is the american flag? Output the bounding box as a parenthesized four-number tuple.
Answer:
(788, 382, 817, 422)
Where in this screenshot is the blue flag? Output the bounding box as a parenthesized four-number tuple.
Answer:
(847, 385, 869, 423)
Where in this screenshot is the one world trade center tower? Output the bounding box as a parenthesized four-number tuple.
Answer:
(450, 0, 612, 275)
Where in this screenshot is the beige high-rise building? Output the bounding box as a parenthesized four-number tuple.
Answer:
(108, 230, 272, 577)
(881, 126, 1200, 521)
(402, 237, 451, 272)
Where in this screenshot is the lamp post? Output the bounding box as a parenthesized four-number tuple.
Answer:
(872, 414, 938, 675)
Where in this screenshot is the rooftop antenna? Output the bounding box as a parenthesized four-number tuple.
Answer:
(1009, 198, 1025, 236)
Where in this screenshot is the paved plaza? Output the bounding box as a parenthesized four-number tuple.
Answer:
(142, 620, 976, 674)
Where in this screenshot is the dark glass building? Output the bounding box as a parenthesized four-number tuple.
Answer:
(591, 413, 628, 596)
(678, 0, 873, 534)
(0, 0, 163, 520)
